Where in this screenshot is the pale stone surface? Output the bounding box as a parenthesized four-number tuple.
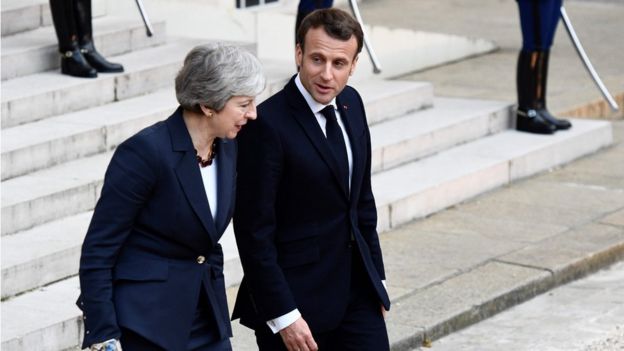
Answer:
(535, 141, 624, 190)
(0, 3, 41, 37)
(1, 212, 91, 299)
(415, 261, 624, 351)
(498, 223, 624, 278)
(458, 193, 606, 230)
(381, 224, 527, 298)
(388, 261, 549, 341)
(1, 152, 112, 235)
(357, 80, 433, 126)
(507, 121, 613, 181)
(370, 97, 511, 172)
(2, 89, 177, 180)
(352, 26, 496, 81)
(473, 177, 624, 215)
(601, 209, 624, 227)
(1, 277, 82, 350)
(2, 72, 116, 128)
(414, 209, 569, 244)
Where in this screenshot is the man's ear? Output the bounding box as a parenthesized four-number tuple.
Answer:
(295, 43, 303, 67)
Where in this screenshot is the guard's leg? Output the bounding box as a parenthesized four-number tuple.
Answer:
(49, 0, 97, 78)
(74, 0, 124, 73)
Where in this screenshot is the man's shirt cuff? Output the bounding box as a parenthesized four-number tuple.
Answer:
(266, 309, 301, 334)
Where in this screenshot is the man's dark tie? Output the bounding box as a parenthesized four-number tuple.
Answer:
(320, 105, 349, 191)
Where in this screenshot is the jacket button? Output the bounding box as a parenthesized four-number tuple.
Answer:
(196, 256, 206, 264)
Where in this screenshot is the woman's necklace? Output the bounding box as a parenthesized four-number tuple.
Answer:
(196, 140, 218, 167)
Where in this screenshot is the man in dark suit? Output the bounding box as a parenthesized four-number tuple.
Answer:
(233, 8, 390, 351)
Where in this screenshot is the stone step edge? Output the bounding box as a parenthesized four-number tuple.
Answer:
(374, 120, 613, 232)
(387, 240, 624, 350)
(1, 89, 177, 180)
(371, 98, 512, 174)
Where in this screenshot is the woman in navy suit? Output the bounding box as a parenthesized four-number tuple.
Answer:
(77, 43, 265, 351)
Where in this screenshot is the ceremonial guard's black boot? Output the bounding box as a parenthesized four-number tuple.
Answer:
(49, 0, 97, 78)
(74, 0, 124, 73)
(516, 50, 556, 134)
(534, 50, 572, 130)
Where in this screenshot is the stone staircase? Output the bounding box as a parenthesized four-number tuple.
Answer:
(0, 1, 613, 351)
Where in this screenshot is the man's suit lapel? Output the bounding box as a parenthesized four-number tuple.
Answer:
(285, 78, 349, 198)
(336, 94, 364, 203)
(167, 107, 219, 245)
(215, 138, 234, 234)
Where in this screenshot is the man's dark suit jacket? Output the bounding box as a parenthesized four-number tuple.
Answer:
(78, 107, 235, 351)
(232, 76, 390, 333)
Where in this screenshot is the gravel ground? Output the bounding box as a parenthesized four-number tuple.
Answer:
(583, 326, 624, 351)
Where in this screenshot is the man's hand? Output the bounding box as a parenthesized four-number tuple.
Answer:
(279, 317, 318, 351)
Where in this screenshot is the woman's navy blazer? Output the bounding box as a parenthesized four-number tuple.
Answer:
(77, 107, 236, 351)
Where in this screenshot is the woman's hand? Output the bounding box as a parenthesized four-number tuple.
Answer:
(90, 339, 122, 351)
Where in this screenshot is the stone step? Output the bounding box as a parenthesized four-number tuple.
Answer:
(371, 97, 511, 173)
(1, 277, 83, 351)
(1, 38, 208, 128)
(0, 209, 239, 301)
(1, 0, 107, 37)
(373, 119, 613, 232)
(1, 212, 92, 300)
(1, 89, 177, 181)
(1, 80, 432, 180)
(1, 152, 112, 236)
(2, 16, 167, 81)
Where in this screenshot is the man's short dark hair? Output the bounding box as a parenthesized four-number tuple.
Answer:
(296, 8, 364, 57)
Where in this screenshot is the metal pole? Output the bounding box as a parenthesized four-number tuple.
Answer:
(348, 0, 382, 74)
(135, 0, 154, 37)
(560, 6, 618, 111)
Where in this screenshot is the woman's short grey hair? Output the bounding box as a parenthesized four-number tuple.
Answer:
(175, 43, 266, 113)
